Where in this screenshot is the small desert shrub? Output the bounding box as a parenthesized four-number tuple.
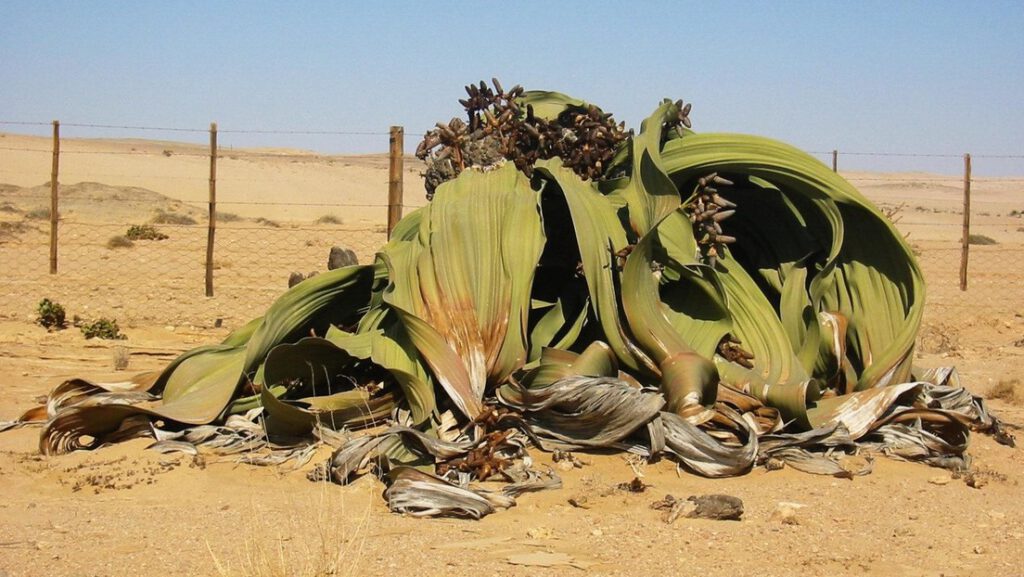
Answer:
(218, 211, 243, 222)
(0, 221, 31, 236)
(152, 209, 198, 225)
(162, 149, 173, 157)
(107, 235, 134, 249)
(36, 298, 66, 330)
(25, 207, 52, 220)
(317, 214, 342, 225)
(987, 379, 1022, 405)
(255, 217, 280, 228)
(0, 202, 20, 213)
(968, 234, 997, 245)
(79, 317, 126, 340)
(125, 224, 169, 240)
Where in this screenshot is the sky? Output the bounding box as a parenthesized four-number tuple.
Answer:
(1, 1, 1022, 174)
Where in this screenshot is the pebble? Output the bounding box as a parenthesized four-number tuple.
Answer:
(770, 502, 805, 525)
(928, 475, 951, 486)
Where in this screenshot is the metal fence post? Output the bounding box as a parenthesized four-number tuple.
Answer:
(206, 122, 218, 297)
(49, 120, 60, 274)
(832, 149, 838, 172)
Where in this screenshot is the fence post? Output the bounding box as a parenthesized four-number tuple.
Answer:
(831, 149, 838, 172)
(49, 120, 60, 274)
(205, 122, 218, 297)
(387, 126, 404, 239)
(959, 153, 971, 291)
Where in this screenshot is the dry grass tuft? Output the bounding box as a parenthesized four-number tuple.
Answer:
(106, 235, 134, 249)
(987, 379, 1023, 405)
(208, 473, 373, 577)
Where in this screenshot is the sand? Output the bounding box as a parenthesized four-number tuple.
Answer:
(1, 131, 1023, 577)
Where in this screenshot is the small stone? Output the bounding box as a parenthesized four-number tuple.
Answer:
(972, 545, 985, 555)
(686, 494, 744, 521)
(526, 526, 554, 540)
(770, 502, 805, 525)
(288, 272, 305, 288)
(568, 495, 590, 509)
(590, 528, 603, 537)
(928, 475, 951, 486)
(965, 474, 987, 489)
(555, 460, 576, 472)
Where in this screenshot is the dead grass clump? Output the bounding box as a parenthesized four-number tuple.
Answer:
(208, 480, 371, 577)
(107, 235, 134, 249)
(152, 209, 198, 225)
(317, 214, 342, 225)
(917, 323, 960, 355)
(0, 202, 20, 213)
(255, 217, 281, 228)
(968, 234, 998, 245)
(219, 212, 243, 222)
(987, 379, 1023, 405)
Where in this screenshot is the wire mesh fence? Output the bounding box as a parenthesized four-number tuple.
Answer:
(1, 121, 1022, 338)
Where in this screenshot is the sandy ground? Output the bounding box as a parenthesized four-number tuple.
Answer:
(1, 132, 1024, 577)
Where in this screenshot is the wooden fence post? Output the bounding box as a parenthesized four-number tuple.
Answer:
(205, 122, 218, 297)
(959, 153, 971, 291)
(387, 126, 404, 239)
(831, 149, 838, 172)
(49, 120, 60, 274)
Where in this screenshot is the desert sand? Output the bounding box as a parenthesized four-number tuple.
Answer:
(1, 131, 1023, 577)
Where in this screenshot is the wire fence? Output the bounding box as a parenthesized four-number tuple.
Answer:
(0, 121, 1022, 348)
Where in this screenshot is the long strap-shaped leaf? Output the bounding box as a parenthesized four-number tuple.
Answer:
(661, 134, 924, 391)
(381, 164, 545, 419)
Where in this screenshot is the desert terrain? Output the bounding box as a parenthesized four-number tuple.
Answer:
(1, 131, 1023, 577)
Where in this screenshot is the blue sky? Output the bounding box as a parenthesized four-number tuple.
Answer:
(1, 1, 1021, 174)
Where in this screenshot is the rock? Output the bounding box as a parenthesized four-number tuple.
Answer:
(555, 460, 576, 472)
(328, 246, 358, 270)
(288, 272, 305, 288)
(652, 494, 743, 523)
(526, 526, 554, 540)
(965, 474, 987, 489)
(928, 475, 951, 486)
(687, 494, 744, 521)
(568, 495, 590, 509)
(770, 502, 805, 525)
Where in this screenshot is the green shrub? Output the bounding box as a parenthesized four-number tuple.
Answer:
(25, 207, 53, 220)
(107, 235, 134, 249)
(79, 317, 126, 340)
(125, 224, 169, 240)
(36, 298, 66, 330)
